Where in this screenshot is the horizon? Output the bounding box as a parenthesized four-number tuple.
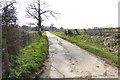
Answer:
(20, 25, 119, 30)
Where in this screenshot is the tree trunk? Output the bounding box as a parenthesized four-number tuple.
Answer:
(38, 25, 42, 36)
(38, 0, 42, 36)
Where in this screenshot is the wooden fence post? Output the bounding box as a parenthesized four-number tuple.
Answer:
(0, 25, 2, 79)
(2, 38, 10, 76)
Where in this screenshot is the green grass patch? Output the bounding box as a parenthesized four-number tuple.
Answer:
(50, 31, 119, 67)
(9, 32, 48, 78)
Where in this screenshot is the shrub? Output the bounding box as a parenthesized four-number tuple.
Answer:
(8, 32, 48, 78)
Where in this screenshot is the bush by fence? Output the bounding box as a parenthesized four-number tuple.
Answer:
(2, 24, 37, 77)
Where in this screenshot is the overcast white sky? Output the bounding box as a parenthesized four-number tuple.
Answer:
(16, 0, 119, 29)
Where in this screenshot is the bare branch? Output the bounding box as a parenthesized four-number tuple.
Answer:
(26, 8, 38, 20)
(40, 10, 49, 15)
(42, 13, 50, 21)
(28, 3, 38, 11)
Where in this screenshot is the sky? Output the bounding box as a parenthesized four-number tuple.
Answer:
(16, 0, 119, 29)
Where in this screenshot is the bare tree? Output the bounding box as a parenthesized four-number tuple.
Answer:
(26, 0, 59, 35)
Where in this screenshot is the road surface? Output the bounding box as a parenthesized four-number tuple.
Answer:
(41, 31, 118, 78)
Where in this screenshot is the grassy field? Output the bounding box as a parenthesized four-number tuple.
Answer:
(50, 31, 119, 68)
(9, 32, 48, 78)
(70, 28, 120, 34)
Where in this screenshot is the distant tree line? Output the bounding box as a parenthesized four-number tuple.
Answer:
(21, 25, 37, 31)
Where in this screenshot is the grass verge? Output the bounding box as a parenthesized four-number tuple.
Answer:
(50, 31, 120, 68)
(9, 32, 48, 78)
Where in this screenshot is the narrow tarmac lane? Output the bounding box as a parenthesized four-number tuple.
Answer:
(45, 31, 118, 78)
